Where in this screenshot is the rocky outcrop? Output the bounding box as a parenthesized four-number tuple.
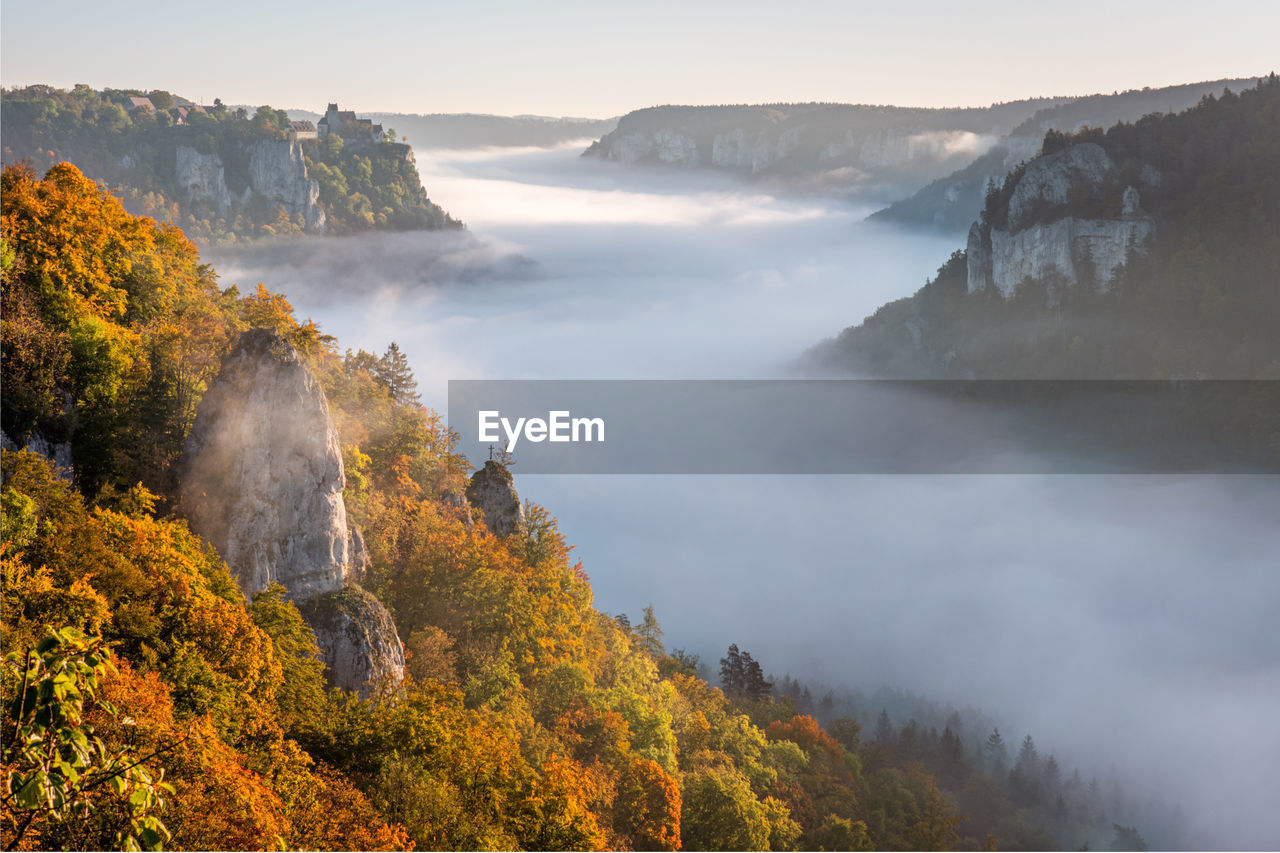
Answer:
(583, 104, 1012, 188)
(179, 328, 404, 695)
(246, 140, 326, 231)
(180, 329, 350, 601)
(466, 460, 523, 536)
(1006, 143, 1115, 230)
(968, 215, 1156, 296)
(706, 127, 797, 172)
(653, 129, 700, 165)
(441, 487, 473, 528)
(175, 146, 234, 214)
(299, 586, 406, 700)
(171, 139, 326, 232)
(599, 131, 655, 164)
(967, 143, 1156, 297)
(0, 430, 73, 478)
(348, 525, 371, 583)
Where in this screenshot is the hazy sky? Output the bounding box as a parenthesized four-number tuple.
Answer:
(3, 0, 1276, 117)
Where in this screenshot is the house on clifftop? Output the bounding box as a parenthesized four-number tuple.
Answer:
(287, 120, 317, 141)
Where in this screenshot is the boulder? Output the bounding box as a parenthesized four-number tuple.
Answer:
(300, 585, 406, 698)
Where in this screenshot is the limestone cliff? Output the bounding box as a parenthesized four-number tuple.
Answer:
(581, 103, 1035, 192)
(173, 139, 325, 232)
(180, 329, 350, 601)
(175, 145, 235, 215)
(179, 328, 404, 695)
(246, 140, 326, 231)
(966, 144, 1155, 297)
(466, 460, 523, 536)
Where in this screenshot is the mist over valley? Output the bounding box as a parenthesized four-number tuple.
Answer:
(4, 4, 1277, 845)
(206, 138, 1280, 850)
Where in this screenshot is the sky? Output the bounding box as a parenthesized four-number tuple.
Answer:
(3, 0, 1277, 117)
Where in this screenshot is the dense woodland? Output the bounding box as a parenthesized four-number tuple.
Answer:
(815, 75, 1280, 379)
(0, 162, 1164, 850)
(0, 85, 459, 243)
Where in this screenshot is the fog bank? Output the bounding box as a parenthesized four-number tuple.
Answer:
(207, 143, 1280, 850)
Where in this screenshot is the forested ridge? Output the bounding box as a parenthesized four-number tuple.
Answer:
(0, 84, 460, 243)
(3, 163, 1156, 850)
(814, 75, 1280, 379)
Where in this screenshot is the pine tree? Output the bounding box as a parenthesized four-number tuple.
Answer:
(635, 604, 664, 659)
(719, 644, 744, 694)
(985, 728, 1008, 777)
(1044, 753, 1062, 793)
(875, 709, 895, 744)
(739, 650, 772, 701)
(376, 341, 420, 403)
(1008, 734, 1042, 806)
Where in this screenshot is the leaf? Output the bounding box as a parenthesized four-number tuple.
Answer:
(13, 773, 47, 809)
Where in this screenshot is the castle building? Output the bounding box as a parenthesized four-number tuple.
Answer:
(316, 103, 383, 145)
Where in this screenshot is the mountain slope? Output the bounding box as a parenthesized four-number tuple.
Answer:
(581, 98, 1068, 198)
(810, 75, 1280, 379)
(870, 76, 1264, 232)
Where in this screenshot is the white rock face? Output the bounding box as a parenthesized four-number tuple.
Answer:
(987, 217, 1155, 296)
(967, 142, 1155, 297)
(175, 146, 233, 214)
(247, 140, 326, 231)
(1007, 142, 1115, 229)
(605, 132, 656, 164)
(180, 329, 349, 602)
(709, 126, 805, 173)
(172, 140, 326, 231)
(857, 130, 915, 169)
(818, 130, 856, 162)
(712, 129, 771, 171)
(0, 430, 73, 477)
(1121, 185, 1142, 217)
(653, 129, 699, 164)
(180, 329, 406, 696)
(968, 187, 1154, 296)
(300, 586, 406, 699)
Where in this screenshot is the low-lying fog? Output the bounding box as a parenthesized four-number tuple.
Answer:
(206, 142, 1280, 850)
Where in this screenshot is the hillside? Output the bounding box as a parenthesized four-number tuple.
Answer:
(1, 162, 1167, 851)
(0, 85, 461, 244)
(869, 76, 1263, 232)
(581, 98, 1068, 199)
(809, 75, 1280, 380)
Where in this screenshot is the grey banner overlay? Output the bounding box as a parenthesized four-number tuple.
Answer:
(447, 380, 1280, 474)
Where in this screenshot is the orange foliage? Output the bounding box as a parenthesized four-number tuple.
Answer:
(766, 714, 846, 764)
(615, 757, 682, 851)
